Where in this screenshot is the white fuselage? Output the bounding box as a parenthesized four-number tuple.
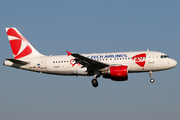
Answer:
(4, 51, 177, 76)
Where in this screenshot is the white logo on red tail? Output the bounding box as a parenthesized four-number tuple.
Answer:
(7, 28, 32, 59)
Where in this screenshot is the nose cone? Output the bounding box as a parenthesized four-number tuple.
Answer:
(171, 59, 177, 68)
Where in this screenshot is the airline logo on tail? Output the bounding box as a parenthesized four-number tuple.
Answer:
(6, 28, 32, 59)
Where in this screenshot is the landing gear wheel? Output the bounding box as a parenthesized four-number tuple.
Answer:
(150, 78, 154, 83)
(91, 79, 98, 87)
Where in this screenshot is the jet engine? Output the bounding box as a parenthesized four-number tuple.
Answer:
(102, 66, 128, 81)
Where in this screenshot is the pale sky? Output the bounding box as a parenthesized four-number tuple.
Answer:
(0, 0, 180, 120)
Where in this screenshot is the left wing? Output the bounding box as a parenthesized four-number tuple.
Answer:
(66, 51, 109, 69)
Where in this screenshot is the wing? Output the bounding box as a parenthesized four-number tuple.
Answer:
(66, 51, 109, 69)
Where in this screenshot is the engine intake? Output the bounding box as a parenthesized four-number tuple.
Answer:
(102, 66, 128, 81)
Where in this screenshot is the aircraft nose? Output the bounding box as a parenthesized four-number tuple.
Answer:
(171, 59, 177, 68)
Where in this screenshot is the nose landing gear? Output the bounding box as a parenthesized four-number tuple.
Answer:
(149, 71, 155, 83)
(150, 78, 155, 83)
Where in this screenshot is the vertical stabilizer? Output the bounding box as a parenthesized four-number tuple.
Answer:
(5, 27, 44, 59)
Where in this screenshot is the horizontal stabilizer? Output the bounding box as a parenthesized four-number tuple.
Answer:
(6, 58, 29, 65)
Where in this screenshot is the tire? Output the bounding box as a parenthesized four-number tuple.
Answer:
(91, 79, 98, 87)
(150, 78, 154, 83)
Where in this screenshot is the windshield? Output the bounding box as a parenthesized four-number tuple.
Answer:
(161, 55, 170, 58)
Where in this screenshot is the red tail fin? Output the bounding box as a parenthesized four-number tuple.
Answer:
(5, 28, 43, 59)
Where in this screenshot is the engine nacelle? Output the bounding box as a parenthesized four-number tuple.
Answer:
(102, 66, 128, 81)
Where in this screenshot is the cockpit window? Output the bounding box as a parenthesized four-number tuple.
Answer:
(161, 55, 170, 58)
(164, 55, 169, 58)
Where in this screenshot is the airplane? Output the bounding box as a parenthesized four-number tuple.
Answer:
(3, 27, 177, 87)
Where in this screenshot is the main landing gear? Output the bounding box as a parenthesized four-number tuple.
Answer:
(149, 71, 155, 83)
(91, 73, 100, 87)
(92, 79, 98, 87)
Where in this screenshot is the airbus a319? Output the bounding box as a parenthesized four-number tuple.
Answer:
(3, 28, 177, 87)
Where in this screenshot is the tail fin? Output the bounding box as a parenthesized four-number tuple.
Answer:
(5, 27, 44, 59)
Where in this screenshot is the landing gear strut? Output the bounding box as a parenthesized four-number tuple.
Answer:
(149, 71, 154, 83)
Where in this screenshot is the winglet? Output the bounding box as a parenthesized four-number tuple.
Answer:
(66, 51, 72, 56)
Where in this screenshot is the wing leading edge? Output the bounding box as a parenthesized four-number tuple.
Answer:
(66, 51, 109, 69)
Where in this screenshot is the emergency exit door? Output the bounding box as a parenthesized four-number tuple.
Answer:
(148, 53, 154, 63)
(41, 58, 47, 69)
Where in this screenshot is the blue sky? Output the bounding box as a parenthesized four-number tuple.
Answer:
(0, 0, 180, 120)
